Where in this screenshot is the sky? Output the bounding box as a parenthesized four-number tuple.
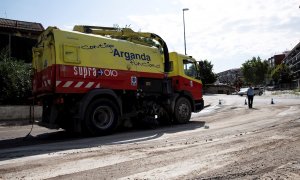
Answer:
(1, 0, 300, 73)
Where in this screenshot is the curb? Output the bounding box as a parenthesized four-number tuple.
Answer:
(204, 104, 211, 108)
(0, 118, 38, 126)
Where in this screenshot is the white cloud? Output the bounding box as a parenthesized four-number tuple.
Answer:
(128, 0, 300, 72)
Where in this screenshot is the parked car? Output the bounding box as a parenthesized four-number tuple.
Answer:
(254, 87, 263, 96)
(238, 87, 263, 96)
(238, 88, 248, 96)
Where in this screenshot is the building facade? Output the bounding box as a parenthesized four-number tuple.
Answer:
(217, 68, 242, 86)
(0, 18, 44, 62)
(283, 42, 300, 88)
(267, 53, 288, 68)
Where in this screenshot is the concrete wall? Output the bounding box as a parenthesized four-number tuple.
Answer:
(0, 105, 42, 121)
(204, 84, 236, 94)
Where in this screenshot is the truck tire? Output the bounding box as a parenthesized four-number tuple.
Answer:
(84, 98, 119, 136)
(174, 97, 192, 124)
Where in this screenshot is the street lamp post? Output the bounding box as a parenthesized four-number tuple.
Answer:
(183, 8, 189, 55)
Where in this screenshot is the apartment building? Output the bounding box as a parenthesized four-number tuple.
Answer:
(283, 42, 300, 88)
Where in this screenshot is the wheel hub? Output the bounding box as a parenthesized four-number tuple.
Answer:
(92, 106, 114, 130)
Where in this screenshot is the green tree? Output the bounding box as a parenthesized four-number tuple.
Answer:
(241, 57, 268, 86)
(271, 63, 292, 84)
(270, 65, 280, 83)
(0, 48, 32, 105)
(199, 60, 217, 85)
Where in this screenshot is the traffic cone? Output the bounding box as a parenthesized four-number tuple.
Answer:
(271, 98, 274, 104)
(244, 99, 247, 105)
(219, 99, 221, 105)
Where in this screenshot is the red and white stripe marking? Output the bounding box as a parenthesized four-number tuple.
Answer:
(56, 80, 101, 89)
(41, 80, 51, 87)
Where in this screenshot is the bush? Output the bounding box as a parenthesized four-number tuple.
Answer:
(0, 48, 32, 105)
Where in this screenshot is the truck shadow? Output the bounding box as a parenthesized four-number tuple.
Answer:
(0, 121, 205, 161)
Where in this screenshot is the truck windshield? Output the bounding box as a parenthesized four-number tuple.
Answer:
(183, 59, 197, 78)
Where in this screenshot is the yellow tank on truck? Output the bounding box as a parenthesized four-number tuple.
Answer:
(55, 28, 164, 72)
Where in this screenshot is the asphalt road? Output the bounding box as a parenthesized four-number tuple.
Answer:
(0, 92, 300, 179)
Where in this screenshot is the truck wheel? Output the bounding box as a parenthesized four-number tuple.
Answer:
(85, 98, 119, 136)
(174, 97, 192, 124)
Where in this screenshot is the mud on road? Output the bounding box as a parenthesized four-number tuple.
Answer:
(0, 94, 300, 179)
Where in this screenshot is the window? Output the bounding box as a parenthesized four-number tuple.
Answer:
(183, 59, 197, 78)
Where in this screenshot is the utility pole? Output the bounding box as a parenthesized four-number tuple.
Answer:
(182, 8, 189, 55)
